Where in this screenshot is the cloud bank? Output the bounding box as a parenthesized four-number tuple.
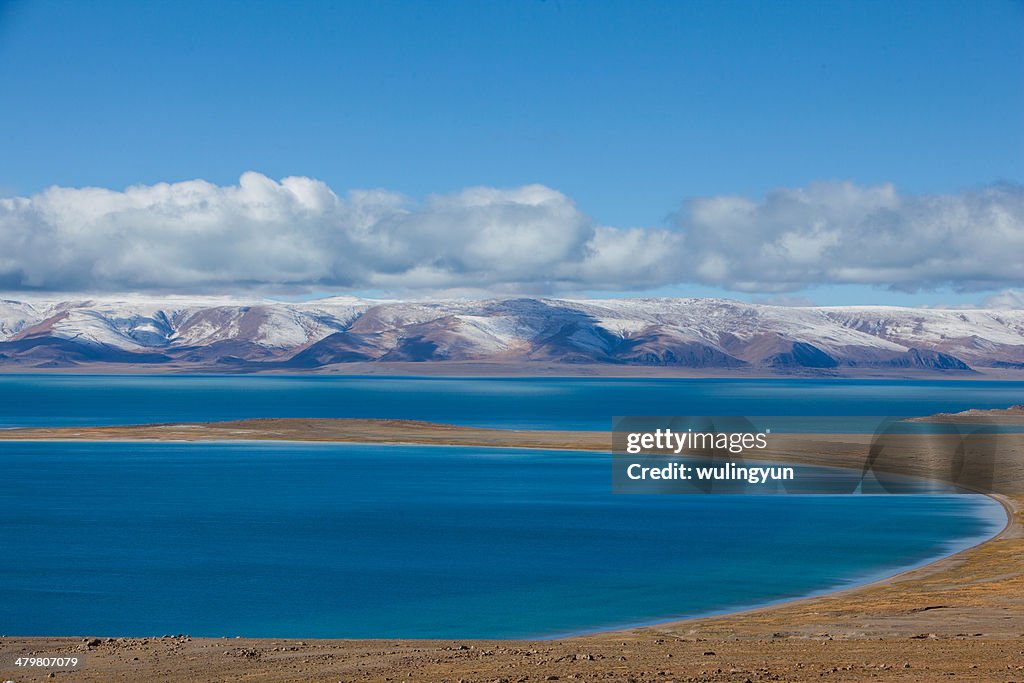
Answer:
(0, 172, 1021, 296)
(982, 289, 1024, 309)
(672, 182, 1024, 293)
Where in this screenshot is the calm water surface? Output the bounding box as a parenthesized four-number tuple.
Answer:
(0, 441, 1005, 638)
(0, 375, 1014, 637)
(0, 374, 1022, 430)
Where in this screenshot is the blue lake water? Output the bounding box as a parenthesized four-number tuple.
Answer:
(0, 441, 1005, 639)
(0, 375, 1017, 638)
(0, 374, 1023, 430)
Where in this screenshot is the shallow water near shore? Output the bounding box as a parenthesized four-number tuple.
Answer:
(0, 441, 1004, 639)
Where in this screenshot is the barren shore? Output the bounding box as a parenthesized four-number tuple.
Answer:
(2, 414, 1023, 682)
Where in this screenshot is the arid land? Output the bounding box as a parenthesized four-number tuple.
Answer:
(2, 410, 1024, 682)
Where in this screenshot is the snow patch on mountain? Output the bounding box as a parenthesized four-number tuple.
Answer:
(0, 295, 1022, 372)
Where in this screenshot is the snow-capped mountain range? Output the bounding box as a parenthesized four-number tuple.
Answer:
(1, 296, 1024, 375)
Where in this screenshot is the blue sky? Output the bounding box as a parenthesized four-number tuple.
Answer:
(0, 0, 1022, 305)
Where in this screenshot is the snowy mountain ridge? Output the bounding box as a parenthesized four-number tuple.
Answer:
(1, 296, 1023, 374)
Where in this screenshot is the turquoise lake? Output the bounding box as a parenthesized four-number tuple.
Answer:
(1, 374, 1023, 430)
(0, 375, 1017, 638)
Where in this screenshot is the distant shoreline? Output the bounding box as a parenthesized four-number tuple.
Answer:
(3, 362, 1024, 379)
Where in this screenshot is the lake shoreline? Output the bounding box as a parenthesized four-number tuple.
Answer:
(2, 415, 1023, 681)
(4, 362, 1024, 380)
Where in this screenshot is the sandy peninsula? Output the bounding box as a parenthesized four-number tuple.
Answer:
(1, 413, 1023, 682)
(909, 404, 1024, 425)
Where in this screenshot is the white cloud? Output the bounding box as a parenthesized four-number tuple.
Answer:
(982, 289, 1024, 309)
(0, 173, 605, 292)
(0, 173, 1022, 296)
(671, 181, 1024, 293)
